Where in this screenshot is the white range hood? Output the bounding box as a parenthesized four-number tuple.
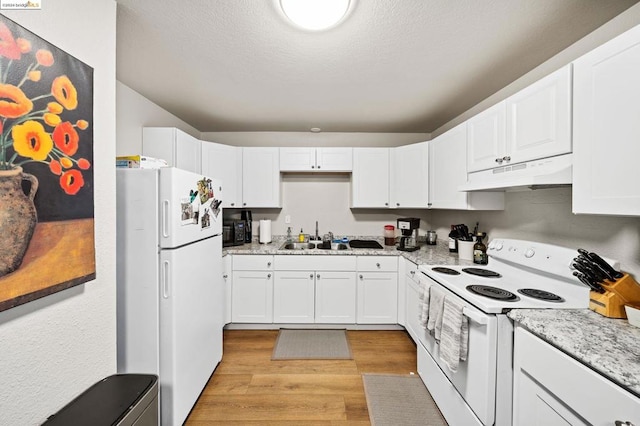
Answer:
(459, 153, 573, 192)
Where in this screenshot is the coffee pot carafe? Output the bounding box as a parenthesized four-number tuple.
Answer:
(397, 217, 420, 252)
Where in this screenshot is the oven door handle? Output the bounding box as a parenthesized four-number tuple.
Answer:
(462, 307, 488, 325)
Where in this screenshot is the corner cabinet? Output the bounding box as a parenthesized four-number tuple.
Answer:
(142, 127, 201, 174)
(279, 147, 352, 172)
(573, 24, 640, 216)
(231, 255, 274, 323)
(242, 147, 281, 208)
(201, 142, 242, 208)
(429, 123, 504, 210)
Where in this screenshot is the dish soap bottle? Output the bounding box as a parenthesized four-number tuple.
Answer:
(298, 228, 305, 242)
(473, 233, 488, 265)
(448, 225, 458, 253)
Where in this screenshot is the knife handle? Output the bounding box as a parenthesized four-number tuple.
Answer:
(587, 251, 624, 279)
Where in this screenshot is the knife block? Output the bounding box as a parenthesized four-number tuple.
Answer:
(589, 274, 640, 318)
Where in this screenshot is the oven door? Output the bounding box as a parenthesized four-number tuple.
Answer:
(416, 276, 498, 426)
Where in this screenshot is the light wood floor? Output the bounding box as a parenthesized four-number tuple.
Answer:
(185, 329, 418, 425)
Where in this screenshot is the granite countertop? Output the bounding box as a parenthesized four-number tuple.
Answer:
(509, 309, 640, 397)
(223, 235, 474, 266)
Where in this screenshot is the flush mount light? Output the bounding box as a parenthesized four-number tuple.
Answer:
(280, 0, 351, 31)
(310, 127, 322, 133)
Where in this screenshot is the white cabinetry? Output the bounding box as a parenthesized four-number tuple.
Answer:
(142, 127, 201, 173)
(315, 271, 357, 323)
(231, 255, 274, 323)
(467, 65, 572, 173)
(404, 259, 421, 342)
(223, 255, 232, 325)
(513, 326, 640, 425)
(201, 142, 242, 208)
(573, 25, 640, 216)
(273, 271, 315, 323)
(429, 124, 504, 210)
(242, 147, 280, 208)
(352, 148, 390, 208)
(356, 256, 398, 324)
(280, 147, 352, 172)
(390, 142, 429, 208)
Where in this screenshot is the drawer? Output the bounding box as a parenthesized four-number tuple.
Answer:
(274, 255, 356, 271)
(356, 255, 398, 272)
(232, 255, 274, 271)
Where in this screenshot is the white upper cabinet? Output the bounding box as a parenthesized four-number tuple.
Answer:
(142, 127, 201, 174)
(467, 65, 572, 173)
(280, 147, 352, 172)
(429, 123, 504, 210)
(506, 65, 572, 165)
(201, 142, 242, 208)
(242, 147, 281, 208)
(352, 148, 390, 208)
(573, 25, 640, 216)
(390, 142, 429, 208)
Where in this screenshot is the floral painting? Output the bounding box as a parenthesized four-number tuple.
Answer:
(0, 14, 94, 311)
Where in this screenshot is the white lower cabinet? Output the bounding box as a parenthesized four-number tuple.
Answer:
(273, 271, 315, 323)
(356, 256, 398, 324)
(223, 255, 232, 325)
(404, 260, 421, 342)
(231, 255, 274, 323)
(315, 271, 357, 323)
(513, 326, 640, 425)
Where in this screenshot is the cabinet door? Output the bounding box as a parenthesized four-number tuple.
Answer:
(429, 124, 469, 209)
(315, 271, 357, 323)
(231, 271, 273, 323)
(142, 127, 201, 174)
(223, 255, 232, 325)
(202, 142, 242, 208)
(175, 129, 202, 173)
(352, 148, 390, 208)
(390, 142, 429, 208)
(506, 65, 572, 165)
(242, 147, 280, 208)
(273, 271, 315, 323)
(573, 25, 640, 216)
(357, 272, 398, 324)
(316, 148, 353, 171)
(279, 148, 316, 171)
(467, 102, 506, 172)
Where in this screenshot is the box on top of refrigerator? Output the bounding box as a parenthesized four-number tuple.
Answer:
(116, 155, 168, 169)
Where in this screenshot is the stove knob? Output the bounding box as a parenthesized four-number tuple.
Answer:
(495, 241, 504, 251)
(488, 240, 495, 250)
(525, 248, 535, 258)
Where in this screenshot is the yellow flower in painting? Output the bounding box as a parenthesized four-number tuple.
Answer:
(16, 38, 31, 53)
(0, 83, 33, 118)
(60, 157, 73, 168)
(51, 75, 77, 110)
(76, 119, 88, 130)
(36, 49, 54, 67)
(43, 112, 61, 126)
(47, 102, 63, 114)
(28, 70, 41, 82)
(11, 120, 53, 161)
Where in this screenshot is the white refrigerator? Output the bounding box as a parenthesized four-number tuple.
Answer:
(116, 167, 224, 426)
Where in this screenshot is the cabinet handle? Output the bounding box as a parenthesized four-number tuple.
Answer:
(615, 422, 635, 426)
(384, 202, 389, 206)
(503, 156, 511, 162)
(310, 273, 314, 279)
(267, 273, 271, 279)
(359, 274, 364, 280)
(317, 274, 321, 279)
(396, 203, 400, 206)
(376, 263, 381, 268)
(230, 202, 235, 206)
(427, 203, 432, 206)
(317, 165, 321, 169)
(267, 262, 272, 267)
(410, 270, 415, 275)
(243, 202, 247, 206)
(495, 158, 503, 164)
(311, 165, 315, 169)
(223, 274, 228, 279)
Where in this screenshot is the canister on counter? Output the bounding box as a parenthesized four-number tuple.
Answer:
(384, 225, 395, 246)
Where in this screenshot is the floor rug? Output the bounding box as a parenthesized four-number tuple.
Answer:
(363, 374, 448, 426)
(271, 329, 353, 360)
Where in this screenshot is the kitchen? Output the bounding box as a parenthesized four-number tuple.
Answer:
(2, 1, 640, 425)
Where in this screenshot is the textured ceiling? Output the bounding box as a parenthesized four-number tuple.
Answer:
(116, 0, 639, 133)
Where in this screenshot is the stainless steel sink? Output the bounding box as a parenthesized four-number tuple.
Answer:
(280, 242, 317, 250)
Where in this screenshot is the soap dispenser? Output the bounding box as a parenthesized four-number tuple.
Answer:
(298, 228, 305, 242)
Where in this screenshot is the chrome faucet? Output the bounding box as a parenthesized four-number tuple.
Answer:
(315, 221, 319, 241)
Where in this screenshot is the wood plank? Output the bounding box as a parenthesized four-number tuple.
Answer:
(246, 374, 363, 395)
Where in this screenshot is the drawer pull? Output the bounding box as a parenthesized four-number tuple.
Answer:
(310, 274, 314, 279)
(267, 262, 272, 267)
(317, 274, 321, 279)
(359, 274, 363, 280)
(267, 273, 271, 279)
(376, 263, 381, 268)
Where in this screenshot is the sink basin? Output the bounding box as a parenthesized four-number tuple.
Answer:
(280, 242, 316, 250)
(315, 242, 350, 250)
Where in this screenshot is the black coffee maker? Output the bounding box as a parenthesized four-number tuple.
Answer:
(240, 210, 252, 243)
(397, 217, 420, 252)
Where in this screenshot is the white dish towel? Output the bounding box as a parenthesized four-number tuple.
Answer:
(418, 278, 431, 329)
(439, 295, 469, 373)
(426, 285, 445, 341)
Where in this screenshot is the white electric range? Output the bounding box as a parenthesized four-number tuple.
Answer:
(411, 239, 617, 426)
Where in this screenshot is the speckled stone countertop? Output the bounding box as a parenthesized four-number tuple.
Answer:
(509, 309, 640, 397)
(223, 235, 475, 266)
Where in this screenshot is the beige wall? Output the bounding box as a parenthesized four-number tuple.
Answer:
(0, 2, 117, 424)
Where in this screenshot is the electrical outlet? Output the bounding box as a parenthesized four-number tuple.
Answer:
(285, 215, 291, 224)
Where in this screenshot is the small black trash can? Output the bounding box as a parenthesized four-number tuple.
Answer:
(43, 374, 158, 426)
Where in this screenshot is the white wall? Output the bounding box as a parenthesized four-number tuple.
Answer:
(116, 81, 201, 155)
(201, 131, 429, 147)
(0, 1, 117, 425)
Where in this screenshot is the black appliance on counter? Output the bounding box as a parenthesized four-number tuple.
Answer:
(241, 210, 252, 243)
(223, 220, 247, 247)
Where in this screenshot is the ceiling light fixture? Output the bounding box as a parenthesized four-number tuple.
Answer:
(310, 127, 322, 133)
(280, 0, 351, 31)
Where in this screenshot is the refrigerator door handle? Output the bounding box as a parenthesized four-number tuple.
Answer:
(162, 200, 170, 238)
(162, 260, 171, 298)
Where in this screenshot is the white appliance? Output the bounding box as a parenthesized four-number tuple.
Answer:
(413, 239, 616, 426)
(116, 167, 224, 426)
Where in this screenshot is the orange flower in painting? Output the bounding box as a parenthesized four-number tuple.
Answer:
(36, 49, 54, 67)
(0, 22, 20, 60)
(76, 119, 88, 130)
(51, 75, 77, 110)
(49, 159, 62, 175)
(16, 38, 31, 53)
(11, 120, 53, 161)
(52, 121, 79, 156)
(60, 157, 73, 168)
(60, 169, 84, 195)
(44, 112, 61, 126)
(47, 102, 63, 114)
(0, 84, 33, 118)
(28, 70, 41, 82)
(77, 158, 90, 170)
